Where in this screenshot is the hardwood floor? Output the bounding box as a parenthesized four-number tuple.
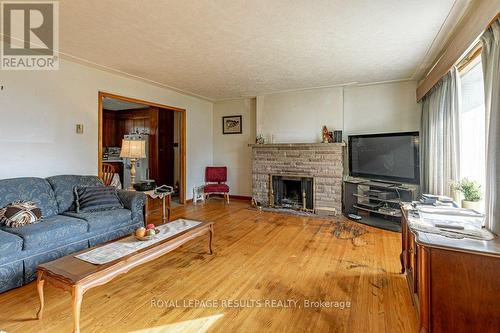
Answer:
(0, 199, 418, 332)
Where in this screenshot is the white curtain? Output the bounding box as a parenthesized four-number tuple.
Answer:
(482, 18, 500, 235)
(421, 68, 461, 196)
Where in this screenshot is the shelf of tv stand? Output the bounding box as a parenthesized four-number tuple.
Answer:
(343, 179, 415, 222)
(353, 204, 402, 217)
(352, 193, 402, 204)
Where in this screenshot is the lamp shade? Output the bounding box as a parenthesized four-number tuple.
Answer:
(119, 139, 146, 159)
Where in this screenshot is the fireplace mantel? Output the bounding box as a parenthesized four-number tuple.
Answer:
(248, 142, 345, 148)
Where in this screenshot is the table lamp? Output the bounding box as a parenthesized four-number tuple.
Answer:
(120, 139, 146, 190)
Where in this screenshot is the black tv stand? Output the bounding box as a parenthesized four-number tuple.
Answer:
(367, 179, 402, 187)
(343, 179, 416, 232)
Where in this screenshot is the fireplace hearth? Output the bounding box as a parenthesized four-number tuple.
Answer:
(271, 175, 313, 211)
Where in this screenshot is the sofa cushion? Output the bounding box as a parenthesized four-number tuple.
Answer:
(74, 186, 123, 213)
(0, 177, 59, 218)
(23, 240, 89, 284)
(63, 208, 132, 233)
(46, 175, 104, 213)
(116, 190, 146, 223)
(204, 184, 230, 193)
(0, 201, 43, 228)
(88, 222, 141, 247)
(0, 229, 23, 256)
(2, 215, 88, 251)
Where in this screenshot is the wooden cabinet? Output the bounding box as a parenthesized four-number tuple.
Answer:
(401, 206, 500, 333)
(402, 219, 418, 295)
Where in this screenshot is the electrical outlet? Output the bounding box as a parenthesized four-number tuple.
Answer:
(76, 124, 84, 134)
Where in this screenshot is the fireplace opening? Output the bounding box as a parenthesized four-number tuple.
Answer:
(272, 175, 313, 210)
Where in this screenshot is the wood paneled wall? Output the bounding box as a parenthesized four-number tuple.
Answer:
(103, 107, 175, 186)
(103, 108, 151, 147)
(158, 110, 175, 187)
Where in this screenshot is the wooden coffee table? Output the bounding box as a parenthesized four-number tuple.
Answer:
(36, 220, 214, 333)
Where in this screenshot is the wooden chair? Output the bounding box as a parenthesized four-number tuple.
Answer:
(101, 163, 116, 186)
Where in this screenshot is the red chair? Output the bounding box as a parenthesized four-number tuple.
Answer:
(204, 167, 230, 204)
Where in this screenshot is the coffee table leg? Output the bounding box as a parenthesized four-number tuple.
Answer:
(36, 271, 45, 319)
(208, 225, 214, 255)
(72, 286, 83, 333)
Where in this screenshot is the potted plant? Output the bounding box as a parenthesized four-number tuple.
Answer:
(453, 179, 482, 210)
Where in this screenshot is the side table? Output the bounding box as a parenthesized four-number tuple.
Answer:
(144, 189, 172, 224)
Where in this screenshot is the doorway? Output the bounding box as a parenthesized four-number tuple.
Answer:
(98, 92, 186, 204)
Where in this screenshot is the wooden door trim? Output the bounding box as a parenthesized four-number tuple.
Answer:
(98, 91, 186, 204)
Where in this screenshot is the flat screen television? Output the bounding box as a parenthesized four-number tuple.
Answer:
(349, 132, 420, 184)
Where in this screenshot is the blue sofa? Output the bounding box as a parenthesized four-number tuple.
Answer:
(0, 175, 145, 293)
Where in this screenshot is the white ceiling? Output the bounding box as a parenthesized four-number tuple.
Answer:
(59, 0, 465, 100)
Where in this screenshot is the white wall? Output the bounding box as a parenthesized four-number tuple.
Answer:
(255, 81, 420, 142)
(0, 58, 213, 200)
(343, 81, 421, 174)
(257, 87, 343, 143)
(344, 81, 421, 135)
(213, 98, 256, 196)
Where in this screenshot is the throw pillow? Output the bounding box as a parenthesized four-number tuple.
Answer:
(0, 201, 43, 228)
(74, 186, 123, 213)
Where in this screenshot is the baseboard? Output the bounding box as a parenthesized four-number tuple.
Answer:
(229, 195, 252, 201)
(185, 194, 252, 203)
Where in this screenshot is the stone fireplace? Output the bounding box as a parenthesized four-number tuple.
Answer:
(250, 143, 344, 215)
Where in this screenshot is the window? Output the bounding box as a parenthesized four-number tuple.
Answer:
(459, 56, 486, 203)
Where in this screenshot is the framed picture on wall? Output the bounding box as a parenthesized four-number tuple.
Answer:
(222, 115, 242, 134)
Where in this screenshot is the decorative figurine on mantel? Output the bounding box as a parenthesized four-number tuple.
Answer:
(256, 134, 266, 144)
(322, 126, 333, 143)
